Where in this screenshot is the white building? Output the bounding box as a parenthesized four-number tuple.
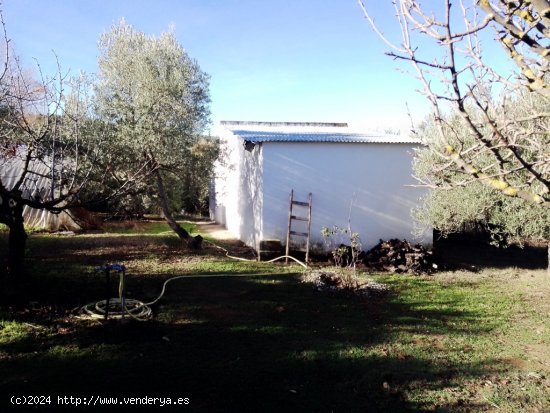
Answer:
(210, 121, 431, 256)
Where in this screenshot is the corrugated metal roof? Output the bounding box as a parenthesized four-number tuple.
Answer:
(221, 121, 421, 144)
(220, 120, 349, 128)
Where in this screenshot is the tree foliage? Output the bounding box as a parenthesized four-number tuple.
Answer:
(175, 138, 220, 215)
(96, 20, 210, 168)
(95, 20, 212, 246)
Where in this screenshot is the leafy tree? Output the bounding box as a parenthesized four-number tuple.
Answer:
(95, 20, 211, 247)
(179, 138, 220, 215)
(102, 137, 219, 219)
(357, 0, 550, 271)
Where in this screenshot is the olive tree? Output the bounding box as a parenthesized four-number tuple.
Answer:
(167, 137, 220, 216)
(95, 20, 210, 247)
(357, 0, 550, 271)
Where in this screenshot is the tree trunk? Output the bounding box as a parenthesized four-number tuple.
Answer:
(8, 220, 27, 277)
(154, 168, 202, 249)
(3, 197, 28, 277)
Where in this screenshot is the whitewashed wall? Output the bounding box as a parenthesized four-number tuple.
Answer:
(261, 142, 431, 251)
(210, 132, 263, 250)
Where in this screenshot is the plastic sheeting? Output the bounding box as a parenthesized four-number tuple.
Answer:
(1, 152, 87, 231)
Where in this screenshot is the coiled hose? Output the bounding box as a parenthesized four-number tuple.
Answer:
(78, 238, 307, 321)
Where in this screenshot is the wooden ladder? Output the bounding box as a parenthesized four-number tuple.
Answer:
(285, 189, 312, 264)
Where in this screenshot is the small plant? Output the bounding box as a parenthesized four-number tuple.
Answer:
(321, 226, 361, 266)
(321, 225, 363, 288)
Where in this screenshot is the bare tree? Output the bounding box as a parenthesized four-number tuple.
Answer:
(357, 0, 549, 206)
(357, 0, 549, 272)
(0, 14, 151, 277)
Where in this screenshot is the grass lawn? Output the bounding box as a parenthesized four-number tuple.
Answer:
(0, 222, 549, 412)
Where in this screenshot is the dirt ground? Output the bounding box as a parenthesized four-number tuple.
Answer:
(193, 220, 236, 240)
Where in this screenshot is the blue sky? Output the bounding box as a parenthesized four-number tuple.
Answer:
(2, 1, 509, 134)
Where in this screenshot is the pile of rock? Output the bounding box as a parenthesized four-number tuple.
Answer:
(363, 239, 437, 274)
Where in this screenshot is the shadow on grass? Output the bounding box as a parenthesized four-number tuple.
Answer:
(1, 274, 512, 412)
(434, 235, 548, 270)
